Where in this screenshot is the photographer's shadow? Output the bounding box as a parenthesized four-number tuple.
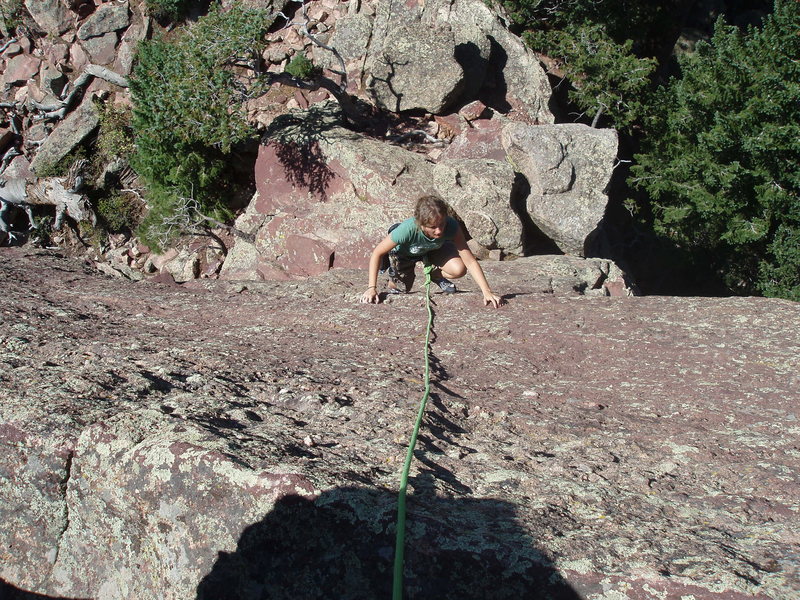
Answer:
(196, 485, 581, 600)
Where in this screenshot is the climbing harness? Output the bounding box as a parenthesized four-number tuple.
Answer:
(392, 262, 435, 600)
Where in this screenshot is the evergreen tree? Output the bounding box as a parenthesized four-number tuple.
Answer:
(129, 5, 273, 249)
(525, 23, 656, 130)
(630, 0, 800, 299)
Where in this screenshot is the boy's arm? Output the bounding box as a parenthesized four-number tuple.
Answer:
(453, 230, 504, 308)
(361, 234, 397, 304)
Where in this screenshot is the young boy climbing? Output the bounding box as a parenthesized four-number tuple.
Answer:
(360, 195, 504, 308)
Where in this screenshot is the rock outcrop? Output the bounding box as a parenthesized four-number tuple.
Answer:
(1, 248, 798, 599)
(221, 101, 619, 280)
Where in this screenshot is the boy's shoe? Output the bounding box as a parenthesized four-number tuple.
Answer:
(432, 277, 456, 294)
(386, 282, 403, 294)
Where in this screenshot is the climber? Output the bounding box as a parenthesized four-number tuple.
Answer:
(360, 195, 504, 308)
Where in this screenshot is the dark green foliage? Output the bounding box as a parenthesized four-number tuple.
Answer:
(129, 5, 273, 250)
(144, 0, 191, 22)
(285, 53, 319, 80)
(525, 23, 656, 130)
(502, 0, 687, 55)
(631, 1, 800, 299)
(97, 192, 141, 233)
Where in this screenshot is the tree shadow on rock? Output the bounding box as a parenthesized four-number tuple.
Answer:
(196, 486, 582, 600)
(262, 104, 348, 201)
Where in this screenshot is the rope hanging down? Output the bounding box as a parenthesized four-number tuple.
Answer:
(392, 262, 436, 600)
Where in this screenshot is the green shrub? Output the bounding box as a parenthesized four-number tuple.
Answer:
(96, 101, 135, 162)
(525, 23, 656, 130)
(129, 4, 273, 249)
(144, 0, 190, 22)
(285, 53, 319, 80)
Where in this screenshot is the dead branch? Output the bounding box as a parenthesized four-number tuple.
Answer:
(0, 147, 21, 175)
(30, 64, 128, 121)
(0, 38, 16, 53)
(193, 210, 255, 243)
(84, 64, 129, 89)
(389, 129, 447, 146)
(291, 0, 348, 85)
(154, 195, 255, 250)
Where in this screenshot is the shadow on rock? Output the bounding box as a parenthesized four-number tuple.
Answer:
(196, 486, 581, 600)
(262, 104, 344, 201)
(0, 579, 89, 600)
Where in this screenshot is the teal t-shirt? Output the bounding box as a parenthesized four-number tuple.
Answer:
(390, 216, 459, 258)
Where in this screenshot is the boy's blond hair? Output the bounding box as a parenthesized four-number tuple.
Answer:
(414, 195, 449, 227)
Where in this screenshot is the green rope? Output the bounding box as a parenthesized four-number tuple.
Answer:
(392, 262, 435, 600)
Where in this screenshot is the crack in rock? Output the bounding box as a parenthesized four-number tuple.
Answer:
(52, 449, 74, 571)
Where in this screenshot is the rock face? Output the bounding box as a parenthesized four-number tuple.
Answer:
(1, 248, 798, 600)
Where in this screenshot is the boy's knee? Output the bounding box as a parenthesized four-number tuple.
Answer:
(442, 263, 467, 279)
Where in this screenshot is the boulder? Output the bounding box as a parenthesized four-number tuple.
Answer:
(422, 0, 554, 124)
(509, 254, 637, 296)
(39, 63, 68, 99)
(44, 41, 70, 68)
(367, 22, 465, 114)
(80, 31, 119, 66)
(77, 1, 131, 40)
(433, 158, 523, 255)
(161, 249, 201, 283)
(68, 41, 90, 73)
(502, 122, 618, 256)
(322, 0, 551, 123)
(24, 0, 71, 35)
(0, 40, 22, 58)
(30, 97, 100, 174)
(317, 11, 373, 66)
(1, 54, 42, 87)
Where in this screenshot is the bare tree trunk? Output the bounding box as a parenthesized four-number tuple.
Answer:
(262, 72, 368, 128)
(591, 105, 605, 128)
